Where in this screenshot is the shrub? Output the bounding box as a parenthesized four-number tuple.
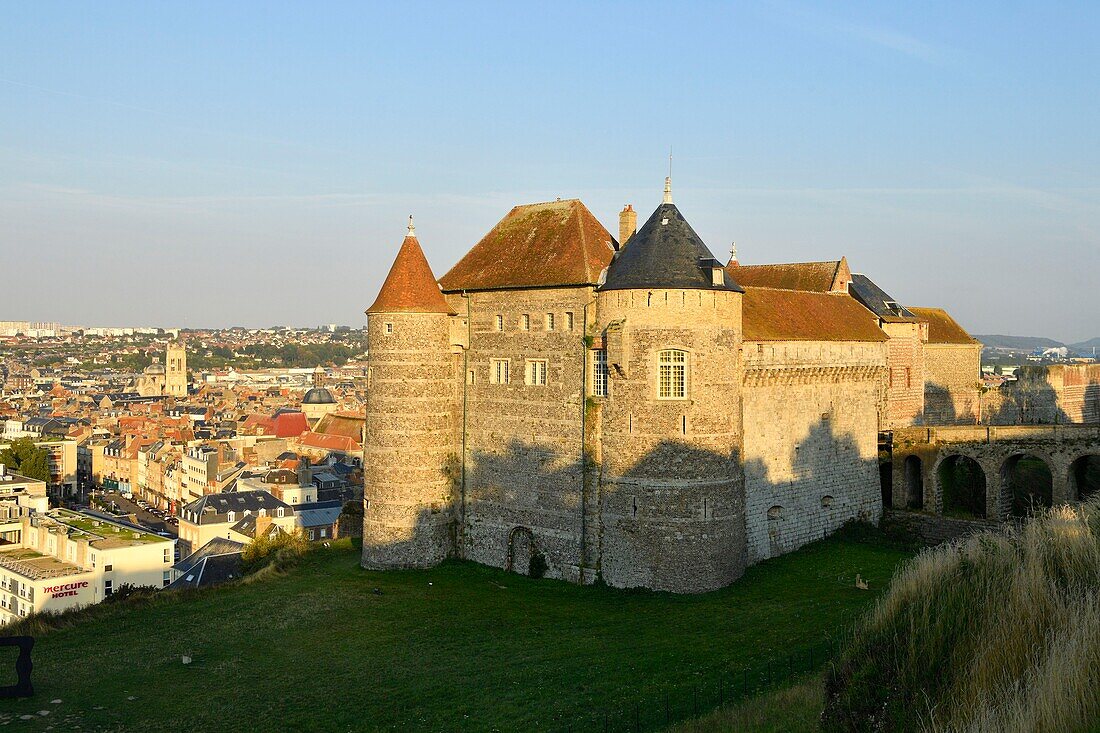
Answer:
(241, 530, 311, 575)
(822, 497, 1100, 732)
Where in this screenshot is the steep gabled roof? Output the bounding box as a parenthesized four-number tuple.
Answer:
(909, 307, 981, 345)
(848, 273, 918, 320)
(742, 287, 888, 342)
(726, 259, 849, 293)
(599, 202, 742, 292)
(439, 199, 614, 291)
(367, 233, 453, 314)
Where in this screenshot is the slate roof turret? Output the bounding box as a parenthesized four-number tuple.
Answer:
(599, 192, 743, 292)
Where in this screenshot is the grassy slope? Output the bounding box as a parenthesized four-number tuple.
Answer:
(0, 534, 910, 732)
(668, 676, 823, 733)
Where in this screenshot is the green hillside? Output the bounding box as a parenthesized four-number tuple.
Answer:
(0, 533, 912, 732)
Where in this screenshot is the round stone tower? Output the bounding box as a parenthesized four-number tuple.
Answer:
(595, 179, 747, 592)
(362, 217, 458, 569)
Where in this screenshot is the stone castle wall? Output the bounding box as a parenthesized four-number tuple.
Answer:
(362, 311, 458, 569)
(741, 340, 886, 564)
(595, 288, 746, 593)
(923, 343, 981, 424)
(979, 364, 1100, 425)
(445, 287, 596, 582)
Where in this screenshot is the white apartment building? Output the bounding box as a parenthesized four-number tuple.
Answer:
(0, 509, 175, 626)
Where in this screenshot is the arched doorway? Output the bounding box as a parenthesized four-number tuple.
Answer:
(1002, 454, 1053, 518)
(938, 455, 987, 518)
(1069, 455, 1100, 502)
(904, 455, 923, 510)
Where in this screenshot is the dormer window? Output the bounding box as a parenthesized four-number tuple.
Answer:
(227, 511, 235, 523)
(276, 507, 285, 518)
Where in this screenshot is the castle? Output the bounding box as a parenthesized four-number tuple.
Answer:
(361, 180, 983, 592)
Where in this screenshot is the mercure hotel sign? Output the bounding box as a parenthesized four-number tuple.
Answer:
(42, 580, 89, 599)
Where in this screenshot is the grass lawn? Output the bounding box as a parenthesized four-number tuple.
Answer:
(0, 531, 912, 732)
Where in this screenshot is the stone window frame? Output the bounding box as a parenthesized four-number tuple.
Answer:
(564, 312, 575, 331)
(545, 313, 555, 331)
(590, 349, 608, 397)
(520, 314, 531, 331)
(490, 358, 511, 385)
(494, 315, 504, 332)
(656, 348, 689, 400)
(525, 359, 548, 386)
(384, 322, 394, 335)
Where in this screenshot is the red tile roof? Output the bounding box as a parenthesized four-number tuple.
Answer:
(272, 411, 309, 438)
(297, 432, 360, 452)
(439, 199, 614, 291)
(727, 258, 850, 293)
(366, 234, 454, 314)
(742, 287, 888, 342)
(909, 307, 980, 345)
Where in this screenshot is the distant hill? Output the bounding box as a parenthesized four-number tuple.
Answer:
(1070, 337, 1100, 352)
(973, 334, 1065, 350)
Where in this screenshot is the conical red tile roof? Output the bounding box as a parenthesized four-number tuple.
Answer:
(366, 234, 454, 314)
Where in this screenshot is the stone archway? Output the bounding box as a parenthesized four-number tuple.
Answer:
(506, 526, 538, 576)
(904, 455, 924, 510)
(1069, 455, 1100, 502)
(1002, 454, 1054, 518)
(938, 455, 987, 518)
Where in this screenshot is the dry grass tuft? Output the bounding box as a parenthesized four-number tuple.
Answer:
(822, 498, 1100, 732)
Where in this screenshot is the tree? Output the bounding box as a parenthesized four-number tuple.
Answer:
(0, 437, 50, 482)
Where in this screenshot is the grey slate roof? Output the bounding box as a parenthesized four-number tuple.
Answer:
(848, 274, 917, 319)
(181, 489, 293, 525)
(294, 501, 343, 529)
(599, 203, 743, 293)
(169, 538, 244, 590)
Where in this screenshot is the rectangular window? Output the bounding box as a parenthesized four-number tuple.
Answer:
(591, 350, 608, 397)
(105, 564, 113, 572)
(163, 571, 171, 587)
(545, 313, 555, 331)
(164, 548, 171, 563)
(494, 315, 504, 332)
(320, 527, 328, 538)
(105, 580, 113, 596)
(525, 360, 548, 386)
(384, 322, 394, 335)
(467, 369, 475, 385)
(658, 350, 687, 399)
(490, 359, 511, 384)
(308, 529, 315, 541)
(565, 312, 574, 331)
(520, 314, 530, 331)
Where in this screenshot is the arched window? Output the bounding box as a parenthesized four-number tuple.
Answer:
(658, 350, 687, 399)
(227, 511, 235, 523)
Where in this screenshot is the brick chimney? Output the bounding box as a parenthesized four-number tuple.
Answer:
(618, 204, 636, 250)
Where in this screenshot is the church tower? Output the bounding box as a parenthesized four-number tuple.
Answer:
(595, 178, 747, 592)
(165, 341, 188, 398)
(362, 217, 458, 570)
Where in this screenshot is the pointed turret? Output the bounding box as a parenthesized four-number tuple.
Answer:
(366, 218, 453, 315)
(362, 217, 458, 571)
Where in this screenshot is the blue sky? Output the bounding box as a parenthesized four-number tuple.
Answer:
(2, 2, 1098, 341)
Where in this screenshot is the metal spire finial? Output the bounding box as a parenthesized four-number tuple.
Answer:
(730, 241, 737, 261)
(407, 214, 415, 237)
(663, 149, 673, 204)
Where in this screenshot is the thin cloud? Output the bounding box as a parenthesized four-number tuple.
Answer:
(767, 1, 958, 65)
